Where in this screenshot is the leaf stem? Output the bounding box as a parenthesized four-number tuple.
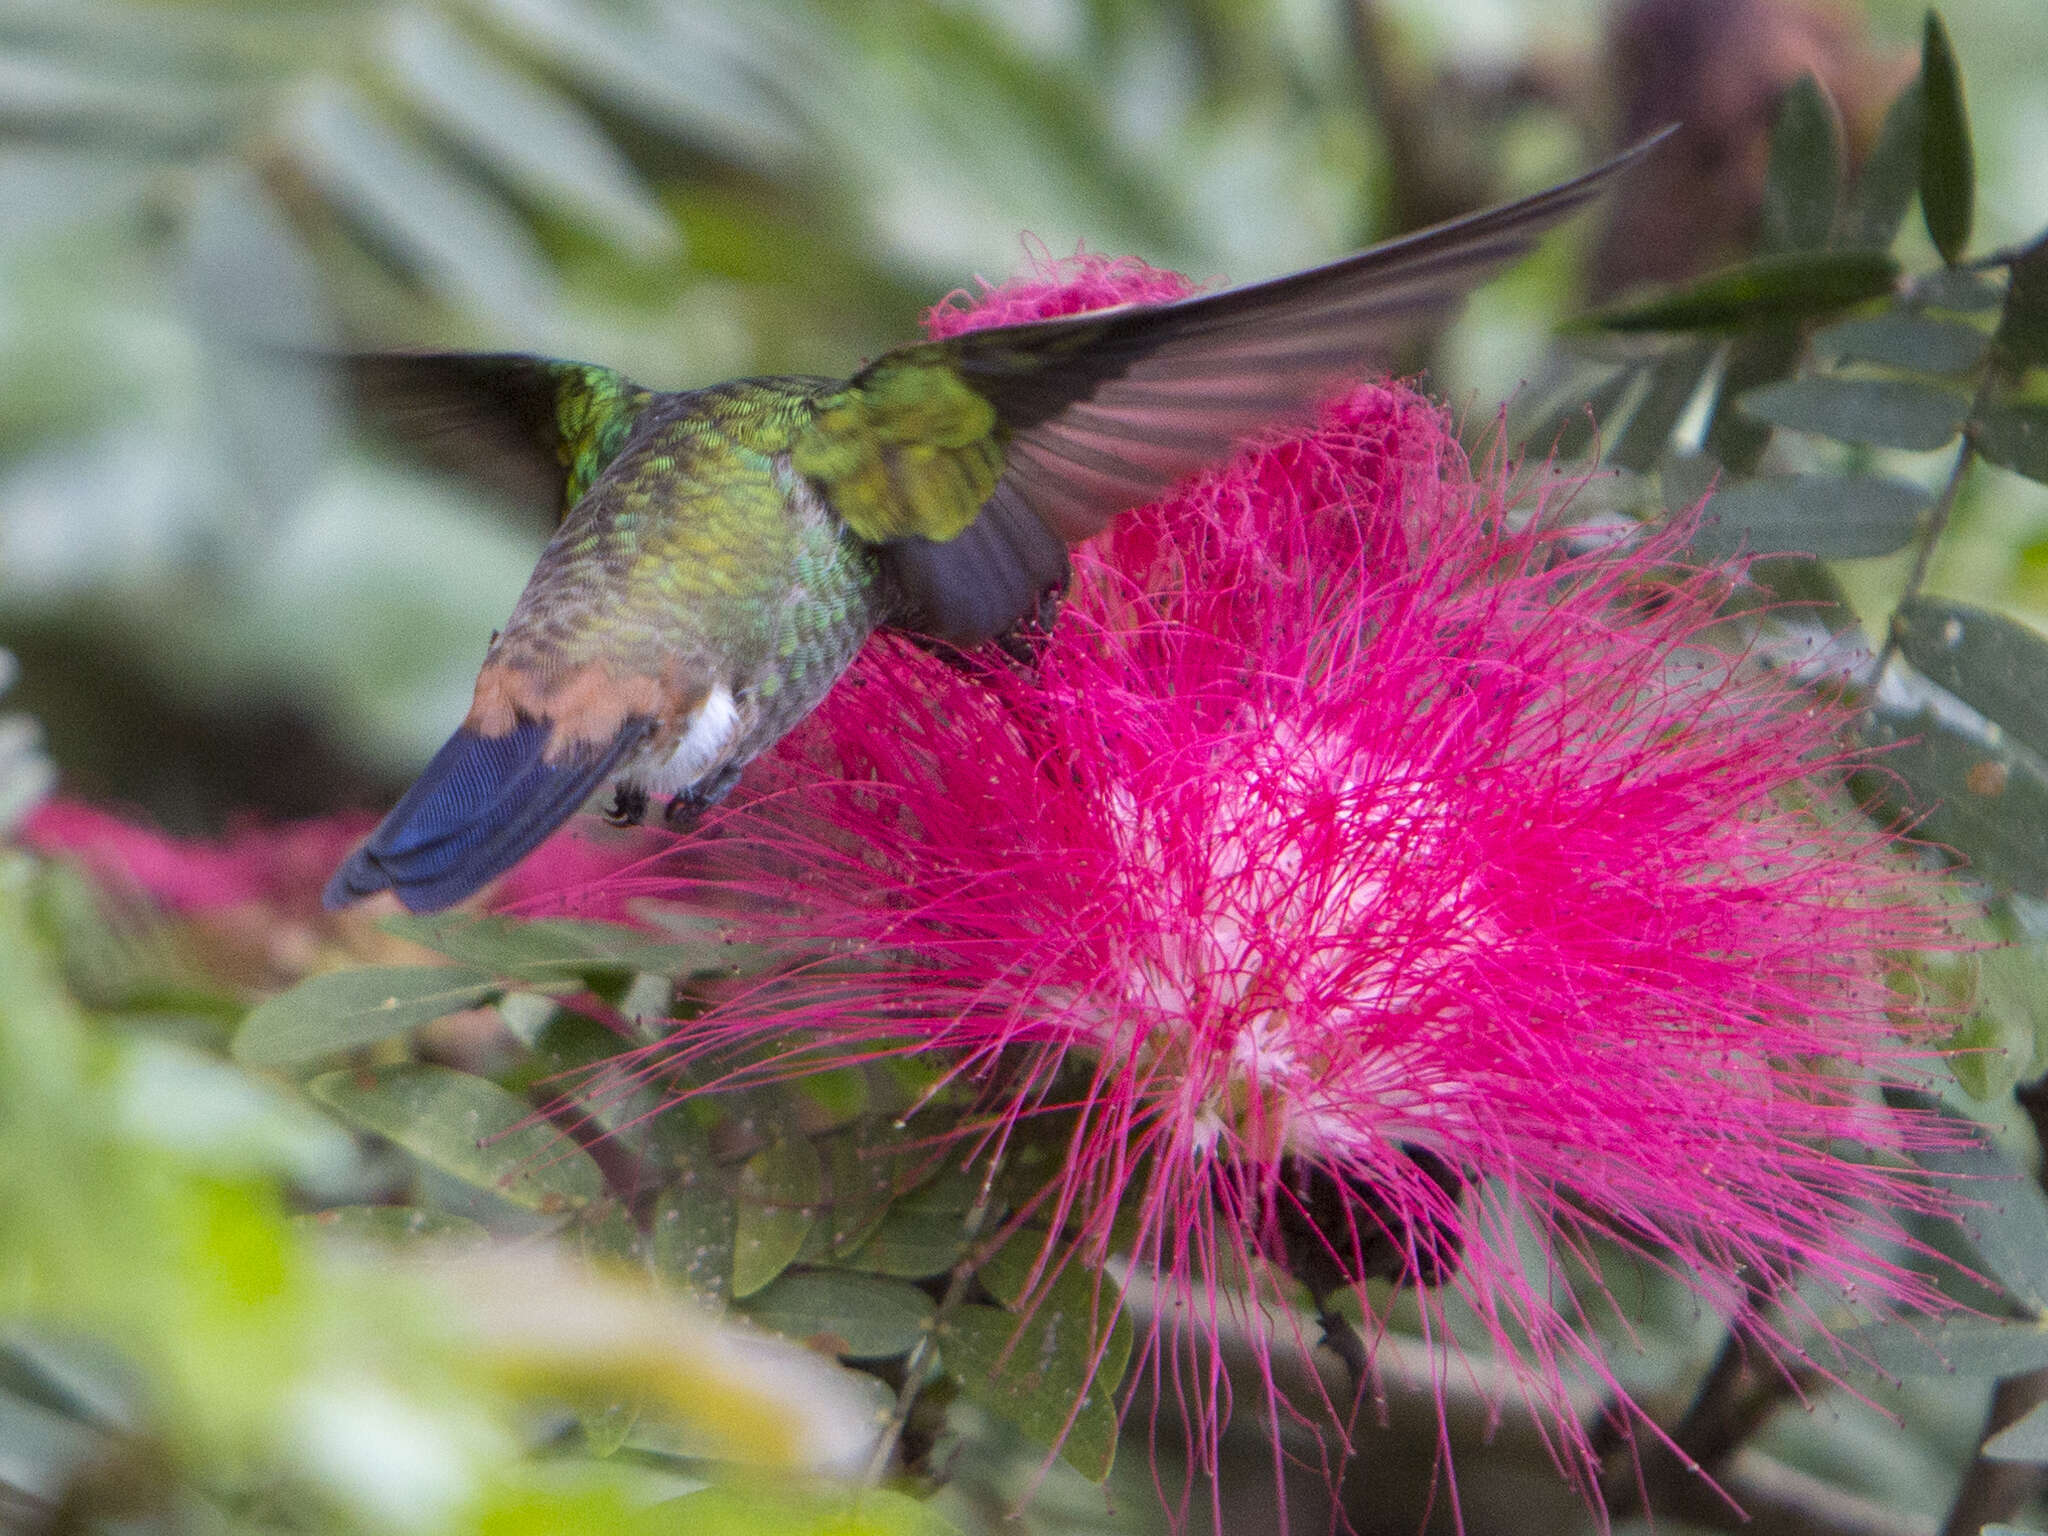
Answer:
(1873, 414, 1982, 680)
(1874, 235, 2045, 679)
(1598, 1297, 1823, 1523)
(862, 1153, 1000, 1486)
(1938, 1077, 2048, 1535)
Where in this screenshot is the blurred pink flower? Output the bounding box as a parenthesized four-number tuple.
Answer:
(20, 799, 376, 914)
(609, 256, 1966, 1510)
(21, 798, 657, 919)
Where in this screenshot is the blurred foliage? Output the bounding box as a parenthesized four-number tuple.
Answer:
(10, 1, 2048, 1534)
(0, 809, 941, 1529)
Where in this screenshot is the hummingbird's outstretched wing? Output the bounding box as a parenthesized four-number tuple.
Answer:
(344, 353, 653, 523)
(809, 129, 1673, 644)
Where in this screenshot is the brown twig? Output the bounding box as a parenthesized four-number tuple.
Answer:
(861, 1154, 999, 1486)
(1938, 1070, 2048, 1535)
(1939, 1368, 2048, 1536)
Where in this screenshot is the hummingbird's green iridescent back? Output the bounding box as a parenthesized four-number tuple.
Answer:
(469, 378, 882, 790)
(325, 131, 1671, 913)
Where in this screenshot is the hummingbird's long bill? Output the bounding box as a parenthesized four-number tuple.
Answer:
(325, 129, 1672, 914)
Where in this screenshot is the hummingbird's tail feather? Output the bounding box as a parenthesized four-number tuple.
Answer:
(323, 715, 655, 913)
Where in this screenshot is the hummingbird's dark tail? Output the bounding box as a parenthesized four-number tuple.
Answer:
(324, 715, 654, 913)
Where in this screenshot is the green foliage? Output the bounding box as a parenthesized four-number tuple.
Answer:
(1689, 473, 1929, 560)
(238, 963, 506, 1063)
(310, 1063, 607, 1213)
(942, 1254, 1132, 1486)
(741, 1271, 937, 1360)
(1885, 1087, 2048, 1312)
(0, 851, 919, 1535)
(165, 903, 1142, 1514)
(1531, 11, 2048, 919)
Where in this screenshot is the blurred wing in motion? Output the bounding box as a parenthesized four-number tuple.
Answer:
(825, 128, 1674, 643)
(345, 352, 653, 522)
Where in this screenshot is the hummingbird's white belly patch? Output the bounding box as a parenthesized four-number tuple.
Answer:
(641, 684, 740, 795)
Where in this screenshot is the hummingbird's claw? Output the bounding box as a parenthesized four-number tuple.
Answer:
(604, 783, 649, 828)
(662, 765, 743, 830)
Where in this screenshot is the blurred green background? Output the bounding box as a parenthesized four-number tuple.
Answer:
(4, 0, 2042, 837)
(5, 4, 2048, 1534)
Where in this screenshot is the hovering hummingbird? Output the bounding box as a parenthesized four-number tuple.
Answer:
(324, 134, 1667, 914)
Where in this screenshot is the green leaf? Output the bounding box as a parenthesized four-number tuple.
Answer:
(1995, 231, 2048, 370)
(483, 0, 811, 175)
(649, 1138, 739, 1306)
(233, 965, 501, 1066)
(820, 1126, 904, 1258)
(1837, 1314, 2048, 1378)
(1579, 250, 1897, 333)
(1813, 313, 1988, 374)
(1761, 74, 1840, 253)
(1985, 1400, 2048, 1462)
(577, 1197, 646, 1269)
(943, 1260, 1130, 1483)
(293, 1204, 491, 1246)
(1739, 376, 1967, 450)
(731, 1135, 822, 1299)
(740, 1270, 935, 1359)
(1608, 344, 1714, 472)
(1707, 330, 1805, 474)
(1861, 692, 2048, 898)
(386, 913, 643, 982)
(309, 1063, 604, 1214)
(1918, 11, 1974, 263)
(1893, 598, 2048, 763)
(578, 1395, 639, 1458)
(387, 911, 769, 987)
(837, 1165, 979, 1279)
(1884, 1086, 2048, 1310)
(1975, 940, 2048, 1083)
(839, 1204, 970, 1280)
(1843, 80, 1924, 250)
(1944, 1004, 2003, 1099)
(1978, 404, 2048, 485)
(1692, 474, 1928, 560)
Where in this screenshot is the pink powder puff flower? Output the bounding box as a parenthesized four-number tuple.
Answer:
(608, 255, 1961, 1518)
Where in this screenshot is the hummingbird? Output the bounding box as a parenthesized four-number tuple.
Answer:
(324, 134, 1667, 914)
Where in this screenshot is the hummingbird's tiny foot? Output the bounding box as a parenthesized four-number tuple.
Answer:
(604, 783, 649, 828)
(662, 766, 742, 829)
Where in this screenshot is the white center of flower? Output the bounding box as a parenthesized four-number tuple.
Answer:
(1083, 716, 1492, 1161)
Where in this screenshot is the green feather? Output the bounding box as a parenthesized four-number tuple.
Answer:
(790, 358, 1003, 543)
